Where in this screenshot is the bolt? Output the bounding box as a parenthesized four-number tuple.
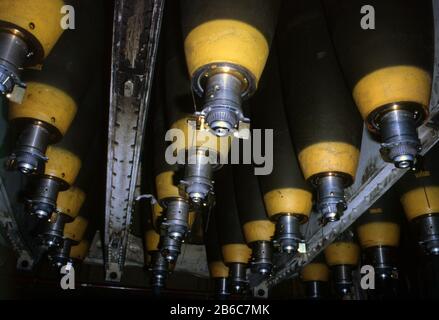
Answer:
(124, 80, 134, 97)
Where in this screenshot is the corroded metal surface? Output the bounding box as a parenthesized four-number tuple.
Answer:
(104, 0, 164, 281)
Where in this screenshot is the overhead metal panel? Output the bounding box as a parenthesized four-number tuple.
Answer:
(104, 0, 164, 281)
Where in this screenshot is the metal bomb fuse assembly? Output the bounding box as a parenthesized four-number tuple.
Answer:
(41, 186, 85, 248)
(25, 145, 81, 219)
(25, 82, 101, 221)
(399, 145, 439, 256)
(252, 52, 313, 254)
(162, 11, 231, 208)
(145, 228, 170, 294)
(38, 78, 102, 248)
(152, 82, 190, 264)
(48, 215, 88, 269)
(7, 45, 77, 175)
(180, 0, 280, 137)
(325, 0, 434, 169)
(234, 163, 275, 276)
(356, 198, 401, 298)
(6, 0, 103, 175)
(215, 165, 252, 295)
(279, 0, 362, 223)
(324, 235, 360, 299)
(205, 206, 230, 299)
(300, 256, 330, 300)
(0, 0, 65, 100)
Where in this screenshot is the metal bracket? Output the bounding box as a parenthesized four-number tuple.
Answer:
(252, 281, 269, 299)
(104, 0, 165, 282)
(0, 175, 35, 271)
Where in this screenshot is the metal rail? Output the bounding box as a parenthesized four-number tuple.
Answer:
(104, 0, 164, 281)
(0, 174, 35, 271)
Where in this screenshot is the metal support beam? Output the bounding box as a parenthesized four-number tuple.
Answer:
(0, 175, 35, 271)
(104, 0, 164, 281)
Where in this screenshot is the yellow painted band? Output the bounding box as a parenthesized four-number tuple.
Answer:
(69, 240, 90, 261)
(242, 220, 275, 243)
(222, 243, 252, 264)
(169, 261, 176, 272)
(152, 202, 164, 230)
(64, 216, 88, 242)
(353, 66, 431, 120)
(155, 171, 181, 201)
(9, 82, 77, 136)
(301, 263, 330, 282)
(184, 19, 269, 84)
(209, 261, 229, 278)
(145, 229, 161, 252)
(45, 146, 81, 185)
(401, 186, 439, 221)
(415, 170, 431, 178)
(357, 222, 400, 248)
(263, 188, 313, 219)
(56, 186, 85, 219)
(145, 253, 152, 266)
(324, 242, 360, 266)
(188, 211, 197, 229)
(48, 211, 61, 224)
(171, 117, 231, 157)
(298, 142, 360, 180)
(0, 0, 65, 58)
